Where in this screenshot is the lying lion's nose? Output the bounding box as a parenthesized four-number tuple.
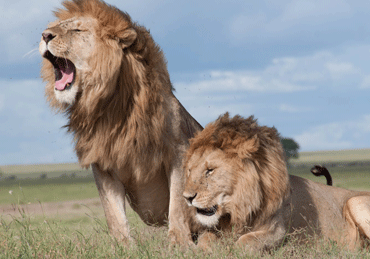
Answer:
(183, 192, 197, 205)
(42, 32, 56, 44)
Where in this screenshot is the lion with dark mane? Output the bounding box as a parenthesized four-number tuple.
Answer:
(183, 113, 370, 251)
(39, 0, 202, 245)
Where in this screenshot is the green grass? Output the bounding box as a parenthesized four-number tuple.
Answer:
(0, 177, 98, 205)
(1, 209, 369, 258)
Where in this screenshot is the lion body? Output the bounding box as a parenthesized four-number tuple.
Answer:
(289, 175, 369, 248)
(40, 0, 202, 245)
(183, 113, 370, 251)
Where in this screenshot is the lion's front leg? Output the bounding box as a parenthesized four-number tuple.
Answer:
(92, 164, 132, 245)
(236, 221, 287, 252)
(197, 231, 218, 252)
(167, 167, 194, 247)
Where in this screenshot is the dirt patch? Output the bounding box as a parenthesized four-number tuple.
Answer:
(0, 198, 103, 218)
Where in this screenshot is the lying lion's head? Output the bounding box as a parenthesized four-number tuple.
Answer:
(183, 113, 290, 229)
(39, 0, 138, 109)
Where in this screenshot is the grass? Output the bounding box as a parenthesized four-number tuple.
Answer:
(1, 208, 369, 258)
(0, 177, 98, 205)
(0, 151, 369, 258)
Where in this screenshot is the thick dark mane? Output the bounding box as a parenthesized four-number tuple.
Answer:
(185, 113, 282, 163)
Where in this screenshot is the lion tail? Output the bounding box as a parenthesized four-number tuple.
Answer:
(310, 165, 333, 186)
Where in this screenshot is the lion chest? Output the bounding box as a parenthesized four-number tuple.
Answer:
(119, 169, 170, 225)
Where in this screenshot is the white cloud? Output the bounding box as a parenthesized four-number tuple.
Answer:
(175, 45, 370, 96)
(279, 0, 351, 23)
(175, 63, 317, 95)
(325, 62, 357, 79)
(229, 0, 353, 44)
(295, 115, 370, 151)
(186, 102, 254, 127)
(0, 93, 4, 112)
(360, 75, 370, 89)
(176, 72, 313, 94)
(279, 104, 312, 113)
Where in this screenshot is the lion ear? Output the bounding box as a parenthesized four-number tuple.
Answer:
(236, 135, 259, 159)
(117, 28, 137, 48)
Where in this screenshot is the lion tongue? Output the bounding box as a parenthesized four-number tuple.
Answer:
(55, 61, 74, 91)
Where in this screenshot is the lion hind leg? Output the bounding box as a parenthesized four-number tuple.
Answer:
(344, 195, 370, 249)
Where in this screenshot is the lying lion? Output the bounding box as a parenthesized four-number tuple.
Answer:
(183, 113, 370, 251)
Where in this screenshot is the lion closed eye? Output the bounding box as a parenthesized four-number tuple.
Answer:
(183, 113, 370, 251)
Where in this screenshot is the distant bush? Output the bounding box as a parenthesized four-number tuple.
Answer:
(40, 173, 47, 179)
(59, 173, 68, 178)
(6, 175, 17, 181)
(281, 137, 300, 166)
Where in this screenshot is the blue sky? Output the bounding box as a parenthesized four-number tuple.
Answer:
(1, 0, 370, 165)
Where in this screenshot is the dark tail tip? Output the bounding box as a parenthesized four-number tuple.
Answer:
(310, 165, 333, 186)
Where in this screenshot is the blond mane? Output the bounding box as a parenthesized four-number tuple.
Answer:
(41, 0, 175, 181)
(40, 0, 204, 246)
(185, 113, 290, 228)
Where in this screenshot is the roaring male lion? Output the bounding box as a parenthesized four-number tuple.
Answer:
(183, 113, 370, 251)
(39, 0, 202, 245)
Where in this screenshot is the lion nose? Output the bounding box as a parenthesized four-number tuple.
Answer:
(42, 32, 56, 44)
(183, 192, 197, 205)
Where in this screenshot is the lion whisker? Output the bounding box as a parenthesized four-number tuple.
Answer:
(23, 48, 39, 59)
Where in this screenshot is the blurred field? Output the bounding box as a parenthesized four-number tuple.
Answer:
(0, 163, 86, 175)
(291, 148, 370, 165)
(1, 148, 369, 175)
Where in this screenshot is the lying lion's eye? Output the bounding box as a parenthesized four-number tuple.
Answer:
(205, 168, 214, 176)
(72, 29, 82, 32)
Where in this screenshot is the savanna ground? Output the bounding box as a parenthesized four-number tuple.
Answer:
(0, 150, 369, 258)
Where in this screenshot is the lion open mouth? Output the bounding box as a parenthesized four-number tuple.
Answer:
(196, 205, 218, 216)
(43, 50, 76, 91)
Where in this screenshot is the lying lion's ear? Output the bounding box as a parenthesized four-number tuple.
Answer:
(236, 135, 259, 159)
(117, 28, 137, 48)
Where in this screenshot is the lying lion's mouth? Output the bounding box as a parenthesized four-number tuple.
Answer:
(43, 50, 76, 91)
(196, 205, 218, 216)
